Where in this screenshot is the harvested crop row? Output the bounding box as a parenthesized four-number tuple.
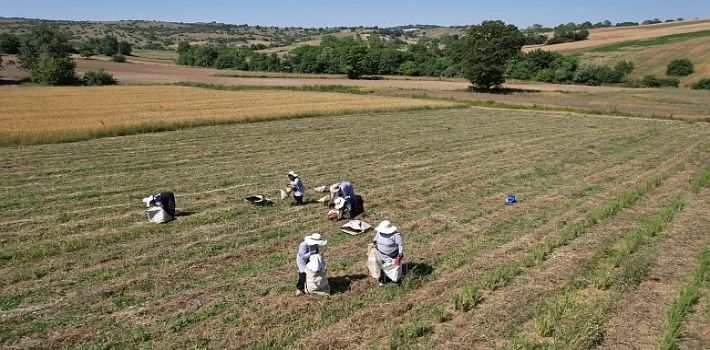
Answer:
(0, 107, 707, 349)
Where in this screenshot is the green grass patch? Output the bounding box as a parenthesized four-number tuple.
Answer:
(388, 320, 434, 350)
(690, 165, 710, 194)
(661, 248, 710, 350)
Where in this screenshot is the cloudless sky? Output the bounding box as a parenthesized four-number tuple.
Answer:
(2, 0, 709, 29)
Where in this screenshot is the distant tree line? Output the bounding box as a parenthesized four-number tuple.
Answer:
(79, 35, 133, 61)
(176, 33, 462, 79)
(506, 49, 636, 86)
(176, 20, 706, 90)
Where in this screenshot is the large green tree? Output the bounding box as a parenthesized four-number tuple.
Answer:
(19, 25, 78, 85)
(462, 20, 526, 89)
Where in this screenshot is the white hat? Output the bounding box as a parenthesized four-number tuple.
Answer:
(329, 183, 340, 193)
(375, 220, 397, 234)
(288, 171, 299, 178)
(304, 233, 328, 246)
(142, 195, 154, 207)
(333, 197, 346, 209)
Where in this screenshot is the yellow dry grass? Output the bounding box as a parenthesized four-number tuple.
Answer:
(0, 85, 457, 138)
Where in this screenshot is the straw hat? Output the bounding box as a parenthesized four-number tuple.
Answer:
(375, 220, 397, 234)
(329, 183, 340, 193)
(304, 233, 328, 246)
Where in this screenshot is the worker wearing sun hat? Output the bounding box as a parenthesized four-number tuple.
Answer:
(372, 220, 404, 286)
(287, 171, 305, 206)
(329, 181, 355, 211)
(295, 233, 327, 295)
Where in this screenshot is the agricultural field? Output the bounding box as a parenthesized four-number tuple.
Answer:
(0, 58, 691, 122)
(1, 102, 708, 349)
(525, 18, 710, 53)
(0, 85, 458, 146)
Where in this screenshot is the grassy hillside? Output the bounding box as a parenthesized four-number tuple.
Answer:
(0, 17, 466, 52)
(526, 19, 710, 86)
(577, 33, 710, 86)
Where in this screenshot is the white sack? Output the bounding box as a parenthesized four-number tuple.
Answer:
(367, 243, 382, 279)
(382, 261, 402, 283)
(145, 206, 173, 224)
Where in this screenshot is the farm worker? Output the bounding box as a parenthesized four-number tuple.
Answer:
(295, 233, 328, 295)
(372, 220, 404, 286)
(287, 171, 305, 206)
(327, 197, 346, 220)
(329, 181, 355, 210)
(142, 191, 176, 223)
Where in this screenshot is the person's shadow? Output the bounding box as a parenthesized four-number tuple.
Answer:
(174, 210, 196, 217)
(329, 274, 367, 294)
(402, 262, 434, 279)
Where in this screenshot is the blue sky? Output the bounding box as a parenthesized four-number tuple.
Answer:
(2, 0, 709, 29)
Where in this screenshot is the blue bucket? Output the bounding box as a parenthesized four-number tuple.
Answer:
(506, 194, 516, 204)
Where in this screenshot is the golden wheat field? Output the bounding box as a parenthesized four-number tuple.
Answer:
(0, 85, 459, 145)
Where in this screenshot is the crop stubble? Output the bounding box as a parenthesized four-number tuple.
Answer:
(0, 107, 707, 349)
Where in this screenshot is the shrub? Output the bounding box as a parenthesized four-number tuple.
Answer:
(440, 66, 461, 78)
(534, 69, 554, 83)
(659, 77, 680, 87)
(641, 75, 679, 88)
(111, 54, 126, 63)
(614, 60, 635, 75)
(573, 65, 600, 86)
(666, 58, 694, 76)
(691, 78, 710, 90)
(31, 57, 79, 85)
(625, 79, 641, 88)
(642, 75, 661, 87)
(596, 65, 624, 84)
(82, 69, 117, 86)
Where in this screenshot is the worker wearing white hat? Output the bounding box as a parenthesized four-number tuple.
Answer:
(295, 233, 328, 295)
(372, 220, 404, 286)
(287, 171, 305, 206)
(329, 181, 355, 213)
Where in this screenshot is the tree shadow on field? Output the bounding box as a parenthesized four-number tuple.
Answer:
(329, 274, 367, 294)
(402, 262, 434, 279)
(0, 78, 23, 86)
